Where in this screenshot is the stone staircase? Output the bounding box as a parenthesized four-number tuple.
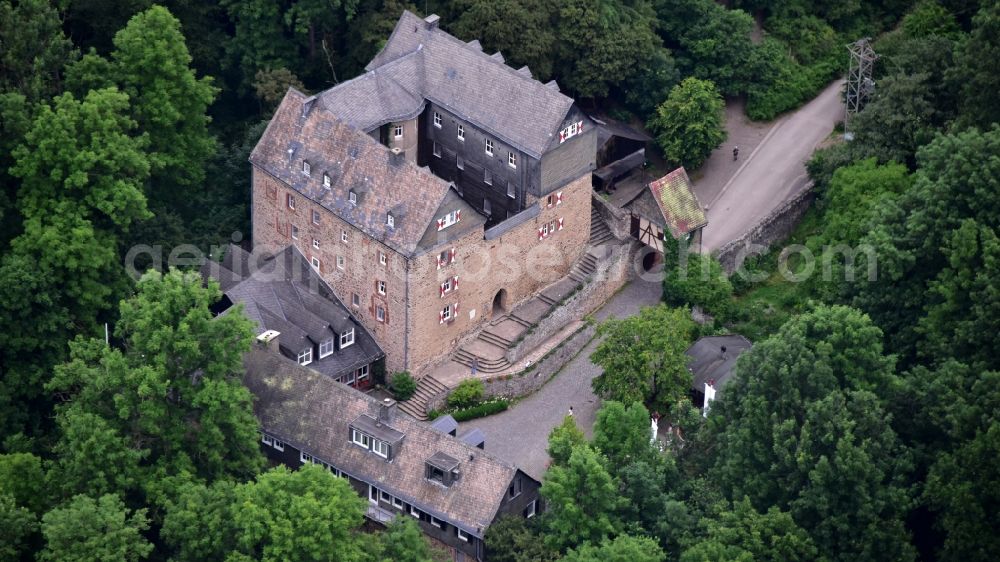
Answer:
(590, 207, 615, 245)
(397, 374, 449, 421)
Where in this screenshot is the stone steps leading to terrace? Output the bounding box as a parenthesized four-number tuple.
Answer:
(397, 375, 449, 421)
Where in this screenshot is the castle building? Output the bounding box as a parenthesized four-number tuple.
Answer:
(250, 11, 596, 375)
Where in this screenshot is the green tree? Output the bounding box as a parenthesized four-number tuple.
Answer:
(160, 478, 238, 561)
(232, 465, 365, 562)
(0, 453, 45, 514)
(553, 0, 661, 99)
(592, 401, 656, 467)
(546, 415, 587, 467)
(39, 495, 152, 562)
(0, 0, 78, 101)
(47, 269, 261, 493)
(951, 2, 1000, 128)
(0, 87, 150, 438)
(662, 251, 734, 321)
(47, 409, 146, 500)
(711, 306, 915, 562)
(541, 445, 621, 552)
(901, 0, 962, 38)
(591, 305, 696, 411)
(617, 459, 693, 557)
(451, 0, 557, 80)
(562, 534, 666, 562)
(648, 77, 726, 169)
(484, 515, 557, 562)
(447, 378, 485, 409)
(693, 498, 820, 562)
(679, 540, 752, 562)
(850, 127, 1000, 369)
(110, 6, 219, 194)
(0, 494, 38, 562)
(377, 517, 436, 562)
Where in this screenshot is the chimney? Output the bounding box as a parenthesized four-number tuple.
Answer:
(256, 330, 281, 353)
(378, 398, 397, 425)
(424, 14, 440, 29)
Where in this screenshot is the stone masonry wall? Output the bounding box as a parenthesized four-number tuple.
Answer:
(506, 238, 637, 364)
(714, 187, 815, 274)
(592, 195, 631, 240)
(484, 323, 596, 401)
(406, 173, 593, 376)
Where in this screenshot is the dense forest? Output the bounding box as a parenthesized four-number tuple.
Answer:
(1, 0, 998, 560)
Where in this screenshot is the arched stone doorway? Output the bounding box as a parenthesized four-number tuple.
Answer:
(491, 289, 507, 319)
(642, 250, 662, 273)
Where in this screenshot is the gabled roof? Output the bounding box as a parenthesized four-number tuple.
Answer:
(639, 167, 708, 239)
(243, 348, 534, 537)
(358, 11, 575, 158)
(202, 245, 384, 379)
(250, 89, 454, 256)
(685, 334, 752, 392)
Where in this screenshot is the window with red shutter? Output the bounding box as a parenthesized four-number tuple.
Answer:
(556, 191, 564, 205)
(557, 217, 564, 230)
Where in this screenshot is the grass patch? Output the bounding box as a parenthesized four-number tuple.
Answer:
(728, 208, 823, 341)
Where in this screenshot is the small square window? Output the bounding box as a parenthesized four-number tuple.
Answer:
(485, 139, 494, 156)
(302, 160, 311, 175)
(312, 210, 320, 224)
(524, 500, 536, 518)
(340, 328, 355, 348)
(298, 347, 313, 365)
(392, 497, 404, 509)
(431, 517, 443, 529)
(373, 439, 389, 458)
(319, 338, 334, 358)
(457, 528, 470, 542)
(484, 169, 492, 185)
(433, 142, 441, 158)
(507, 182, 515, 198)
(508, 151, 517, 169)
(457, 156, 464, 170)
(291, 225, 299, 240)
(337, 255, 345, 270)
(348, 191, 357, 205)
(379, 252, 387, 266)
(380, 490, 392, 503)
(377, 280, 386, 295)
(322, 173, 331, 188)
(352, 293, 360, 307)
(386, 213, 395, 228)
(341, 230, 348, 243)
(376, 305, 386, 323)
(261, 434, 273, 446)
(312, 238, 320, 249)
(409, 504, 420, 518)
(311, 256, 320, 270)
(272, 439, 285, 452)
(394, 125, 403, 138)
(433, 112, 442, 128)
(484, 198, 491, 215)
(457, 124, 464, 141)
(287, 194, 296, 210)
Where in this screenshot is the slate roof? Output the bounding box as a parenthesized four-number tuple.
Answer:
(202, 245, 384, 380)
(243, 348, 531, 537)
(250, 89, 457, 256)
(360, 11, 575, 158)
(685, 334, 753, 392)
(647, 167, 708, 238)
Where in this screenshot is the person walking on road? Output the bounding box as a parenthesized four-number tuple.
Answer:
(733, 146, 739, 161)
(471, 357, 478, 376)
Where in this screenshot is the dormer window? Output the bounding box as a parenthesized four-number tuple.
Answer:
(302, 160, 311, 175)
(508, 152, 517, 169)
(437, 210, 461, 231)
(433, 112, 442, 128)
(298, 347, 313, 365)
(340, 328, 355, 348)
(485, 138, 494, 156)
(349, 414, 402, 461)
(349, 190, 358, 205)
(386, 213, 395, 228)
(457, 124, 464, 141)
(394, 125, 403, 138)
(323, 173, 331, 188)
(319, 338, 334, 358)
(425, 452, 460, 487)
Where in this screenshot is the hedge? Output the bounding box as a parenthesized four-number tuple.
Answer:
(450, 400, 509, 422)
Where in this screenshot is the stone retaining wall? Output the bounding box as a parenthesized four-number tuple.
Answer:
(483, 322, 597, 400)
(592, 195, 631, 240)
(714, 186, 815, 273)
(506, 239, 636, 364)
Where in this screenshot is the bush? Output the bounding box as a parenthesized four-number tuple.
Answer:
(447, 379, 485, 409)
(663, 252, 734, 321)
(390, 371, 416, 401)
(451, 399, 509, 422)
